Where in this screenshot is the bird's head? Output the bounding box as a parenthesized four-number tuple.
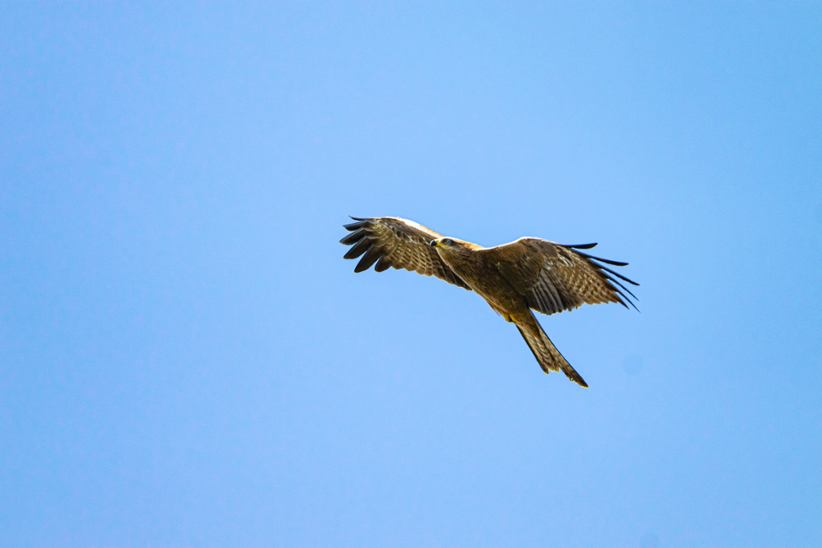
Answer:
(430, 237, 476, 255)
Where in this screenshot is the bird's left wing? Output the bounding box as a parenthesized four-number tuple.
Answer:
(340, 216, 470, 289)
(480, 238, 638, 315)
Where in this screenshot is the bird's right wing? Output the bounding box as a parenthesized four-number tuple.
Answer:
(480, 237, 638, 315)
(340, 216, 470, 289)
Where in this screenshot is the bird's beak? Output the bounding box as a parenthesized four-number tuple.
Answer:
(430, 240, 439, 248)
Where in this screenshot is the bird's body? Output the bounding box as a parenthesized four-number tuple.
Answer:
(341, 216, 638, 387)
(436, 243, 530, 323)
(431, 240, 517, 316)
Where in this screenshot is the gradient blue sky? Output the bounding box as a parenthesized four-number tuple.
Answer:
(2, 3, 821, 547)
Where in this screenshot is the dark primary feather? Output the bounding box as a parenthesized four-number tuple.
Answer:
(354, 247, 381, 273)
(575, 251, 629, 267)
(340, 216, 470, 289)
(588, 263, 639, 311)
(339, 229, 366, 245)
(343, 237, 370, 259)
(561, 244, 638, 306)
(595, 262, 639, 286)
(343, 220, 367, 230)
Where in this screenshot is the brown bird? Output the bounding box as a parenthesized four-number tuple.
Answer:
(340, 216, 638, 387)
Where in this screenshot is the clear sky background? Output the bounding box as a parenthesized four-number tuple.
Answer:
(2, 3, 821, 547)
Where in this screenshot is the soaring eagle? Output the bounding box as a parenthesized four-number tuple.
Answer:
(340, 216, 638, 387)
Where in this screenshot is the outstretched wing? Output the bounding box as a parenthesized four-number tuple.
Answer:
(481, 238, 638, 315)
(340, 216, 470, 289)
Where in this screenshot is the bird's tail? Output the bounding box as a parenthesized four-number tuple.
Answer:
(515, 312, 588, 388)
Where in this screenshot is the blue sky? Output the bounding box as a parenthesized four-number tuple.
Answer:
(2, 3, 821, 547)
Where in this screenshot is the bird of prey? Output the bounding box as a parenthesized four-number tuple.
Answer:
(340, 216, 638, 387)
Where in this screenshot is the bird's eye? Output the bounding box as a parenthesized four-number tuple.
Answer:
(442, 238, 453, 246)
